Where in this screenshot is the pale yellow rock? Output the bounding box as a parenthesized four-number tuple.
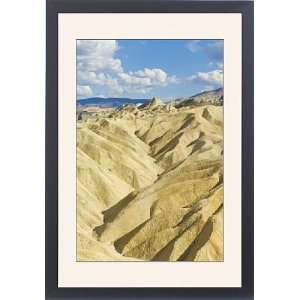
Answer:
(76, 102, 224, 261)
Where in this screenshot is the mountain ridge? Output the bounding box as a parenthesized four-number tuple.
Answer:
(77, 97, 148, 108)
(77, 88, 223, 108)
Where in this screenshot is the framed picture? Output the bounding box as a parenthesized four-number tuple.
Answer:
(46, 0, 253, 298)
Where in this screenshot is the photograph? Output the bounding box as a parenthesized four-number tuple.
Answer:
(76, 39, 224, 262)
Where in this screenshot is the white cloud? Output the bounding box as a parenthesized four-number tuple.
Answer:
(77, 40, 118, 57)
(104, 75, 124, 95)
(77, 85, 92, 98)
(77, 58, 122, 73)
(116, 68, 180, 95)
(133, 68, 168, 85)
(119, 68, 172, 87)
(77, 40, 123, 73)
(76, 40, 180, 98)
(118, 72, 152, 87)
(188, 70, 223, 90)
(77, 70, 107, 85)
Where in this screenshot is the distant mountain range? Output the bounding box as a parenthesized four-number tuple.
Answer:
(76, 88, 223, 108)
(77, 97, 148, 108)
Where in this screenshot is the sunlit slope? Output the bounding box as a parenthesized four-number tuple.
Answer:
(76, 102, 223, 261)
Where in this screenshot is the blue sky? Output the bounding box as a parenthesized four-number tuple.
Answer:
(76, 40, 223, 100)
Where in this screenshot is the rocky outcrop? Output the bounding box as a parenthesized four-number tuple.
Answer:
(175, 88, 223, 108)
(77, 95, 224, 262)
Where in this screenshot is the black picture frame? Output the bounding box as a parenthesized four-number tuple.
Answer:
(46, 0, 254, 299)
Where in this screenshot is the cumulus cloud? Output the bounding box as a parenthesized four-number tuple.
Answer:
(118, 72, 152, 87)
(133, 68, 168, 85)
(188, 70, 223, 90)
(104, 75, 124, 95)
(77, 70, 107, 85)
(116, 68, 180, 95)
(77, 40, 180, 97)
(77, 40, 123, 73)
(77, 40, 118, 57)
(77, 85, 92, 98)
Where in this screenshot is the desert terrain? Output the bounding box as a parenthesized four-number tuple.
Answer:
(76, 89, 224, 261)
